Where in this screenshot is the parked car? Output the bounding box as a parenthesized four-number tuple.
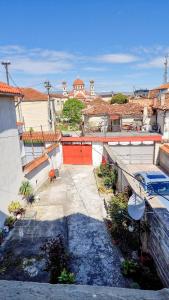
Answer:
(134, 171, 169, 210)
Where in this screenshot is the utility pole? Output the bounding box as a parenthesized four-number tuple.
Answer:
(1, 61, 11, 84)
(163, 55, 168, 84)
(44, 81, 52, 131)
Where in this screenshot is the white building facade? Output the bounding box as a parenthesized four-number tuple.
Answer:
(0, 83, 23, 226)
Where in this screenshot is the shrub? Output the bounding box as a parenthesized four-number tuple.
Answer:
(100, 163, 111, 177)
(108, 193, 128, 226)
(40, 235, 68, 284)
(8, 201, 22, 214)
(108, 193, 140, 254)
(19, 181, 33, 197)
(110, 169, 118, 192)
(104, 177, 112, 188)
(4, 216, 16, 229)
(121, 259, 139, 277)
(58, 268, 75, 284)
(111, 93, 128, 104)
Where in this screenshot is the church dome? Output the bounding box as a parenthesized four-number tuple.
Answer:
(73, 78, 84, 86)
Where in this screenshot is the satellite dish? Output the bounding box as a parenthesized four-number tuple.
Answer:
(128, 193, 145, 220)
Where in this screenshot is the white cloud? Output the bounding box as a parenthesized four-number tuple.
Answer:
(132, 45, 169, 56)
(11, 57, 73, 74)
(0, 45, 75, 74)
(83, 66, 107, 72)
(138, 56, 164, 69)
(97, 53, 138, 63)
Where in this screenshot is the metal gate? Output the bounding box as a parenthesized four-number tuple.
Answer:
(62, 143, 92, 165)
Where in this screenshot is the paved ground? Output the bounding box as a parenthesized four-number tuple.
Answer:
(1, 281, 169, 300)
(0, 166, 126, 287)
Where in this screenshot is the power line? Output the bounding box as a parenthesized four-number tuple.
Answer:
(8, 72, 23, 95)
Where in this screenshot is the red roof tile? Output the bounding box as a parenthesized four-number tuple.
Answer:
(24, 143, 59, 174)
(160, 144, 169, 154)
(0, 81, 22, 96)
(75, 92, 86, 99)
(20, 88, 48, 101)
(16, 121, 24, 126)
(154, 83, 169, 90)
(22, 131, 61, 142)
(83, 102, 145, 117)
(61, 135, 162, 143)
(51, 93, 67, 99)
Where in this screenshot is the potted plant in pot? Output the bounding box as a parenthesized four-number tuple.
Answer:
(19, 181, 34, 203)
(4, 216, 16, 230)
(8, 201, 25, 219)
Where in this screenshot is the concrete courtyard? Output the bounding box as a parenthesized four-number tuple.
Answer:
(0, 166, 126, 287)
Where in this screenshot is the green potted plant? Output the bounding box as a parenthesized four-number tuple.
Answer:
(19, 181, 33, 202)
(8, 201, 25, 219)
(4, 216, 16, 230)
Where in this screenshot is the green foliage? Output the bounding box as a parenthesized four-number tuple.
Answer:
(97, 163, 118, 192)
(108, 193, 128, 227)
(40, 235, 68, 284)
(111, 93, 128, 104)
(62, 98, 85, 124)
(58, 268, 75, 284)
(108, 193, 140, 253)
(121, 259, 139, 276)
(8, 201, 22, 214)
(4, 216, 16, 229)
(104, 177, 112, 188)
(29, 127, 34, 133)
(19, 181, 33, 197)
(100, 163, 110, 177)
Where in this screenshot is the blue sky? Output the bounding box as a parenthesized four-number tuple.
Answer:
(0, 0, 169, 92)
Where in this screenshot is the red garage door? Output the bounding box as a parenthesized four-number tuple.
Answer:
(62, 144, 92, 165)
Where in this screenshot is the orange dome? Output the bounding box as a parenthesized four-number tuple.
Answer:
(73, 78, 84, 86)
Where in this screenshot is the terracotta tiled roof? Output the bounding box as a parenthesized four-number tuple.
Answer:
(149, 83, 169, 99)
(160, 144, 169, 155)
(73, 78, 84, 86)
(20, 88, 48, 101)
(83, 102, 144, 117)
(69, 90, 74, 96)
(153, 97, 169, 110)
(24, 143, 59, 174)
(154, 83, 169, 90)
(21, 131, 61, 142)
(61, 135, 162, 143)
(16, 121, 24, 126)
(0, 81, 22, 96)
(75, 92, 86, 99)
(51, 93, 67, 99)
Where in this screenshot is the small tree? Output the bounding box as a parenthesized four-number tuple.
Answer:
(62, 98, 85, 124)
(111, 93, 128, 104)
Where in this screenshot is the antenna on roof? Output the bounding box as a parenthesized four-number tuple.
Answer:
(163, 54, 168, 84)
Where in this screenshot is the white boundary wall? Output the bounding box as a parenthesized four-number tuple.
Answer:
(92, 142, 103, 167)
